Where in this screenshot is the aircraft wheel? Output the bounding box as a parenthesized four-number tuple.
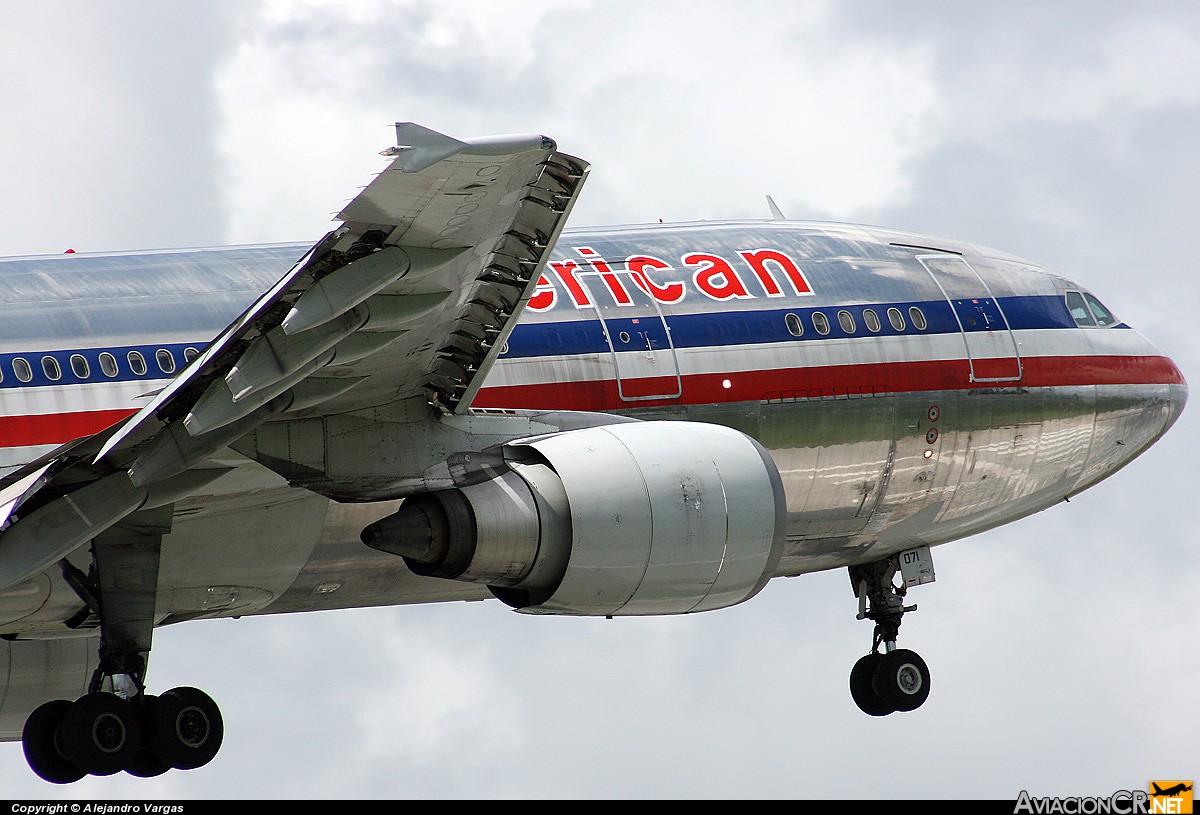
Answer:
(147, 686, 223, 770)
(849, 653, 895, 716)
(872, 648, 930, 712)
(59, 692, 141, 776)
(22, 699, 86, 784)
(126, 747, 172, 778)
(125, 696, 172, 778)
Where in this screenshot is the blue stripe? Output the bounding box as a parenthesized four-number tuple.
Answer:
(0, 295, 1126, 388)
(0, 342, 198, 389)
(500, 295, 1124, 360)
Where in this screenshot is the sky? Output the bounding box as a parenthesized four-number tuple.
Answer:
(0, 0, 1197, 801)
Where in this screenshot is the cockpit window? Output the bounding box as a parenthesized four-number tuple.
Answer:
(1084, 293, 1116, 326)
(1065, 291, 1095, 326)
(1066, 290, 1118, 327)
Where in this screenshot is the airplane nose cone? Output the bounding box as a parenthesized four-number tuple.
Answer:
(1157, 350, 1188, 435)
(1166, 377, 1188, 434)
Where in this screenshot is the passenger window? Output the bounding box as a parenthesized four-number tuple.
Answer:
(785, 313, 803, 337)
(812, 311, 830, 335)
(183, 347, 199, 362)
(42, 356, 62, 381)
(887, 307, 905, 331)
(128, 351, 147, 376)
(1065, 291, 1096, 326)
(99, 352, 119, 377)
(1084, 294, 1116, 327)
(13, 358, 32, 383)
(837, 310, 856, 334)
(908, 306, 928, 331)
(156, 349, 176, 374)
(70, 354, 90, 379)
(863, 309, 881, 332)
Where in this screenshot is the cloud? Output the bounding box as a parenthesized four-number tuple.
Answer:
(214, 0, 944, 240)
(0, 2, 242, 254)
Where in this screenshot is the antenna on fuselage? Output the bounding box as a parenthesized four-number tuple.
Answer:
(766, 195, 787, 220)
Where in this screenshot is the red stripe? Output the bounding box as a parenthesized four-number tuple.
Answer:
(471, 355, 1185, 411)
(972, 357, 1022, 380)
(617, 375, 682, 399)
(0, 408, 135, 449)
(0, 355, 1182, 450)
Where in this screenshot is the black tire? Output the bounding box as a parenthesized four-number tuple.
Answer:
(126, 747, 172, 778)
(125, 696, 171, 778)
(147, 686, 223, 770)
(872, 648, 930, 712)
(22, 699, 86, 784)
(849, 653, 895, 716)
(59, 692, 141, 776)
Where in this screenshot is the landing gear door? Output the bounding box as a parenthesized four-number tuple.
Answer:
(918, 254, 1023, 383)
(898, 546, 936, 588)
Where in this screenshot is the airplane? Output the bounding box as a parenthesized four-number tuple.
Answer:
(0, 122, 1186, 784)
(1152, 784, 1193, 797)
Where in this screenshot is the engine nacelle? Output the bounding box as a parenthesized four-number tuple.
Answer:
(361, 421, 786, 616)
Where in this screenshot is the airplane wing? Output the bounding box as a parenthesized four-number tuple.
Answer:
(0, 122, 589, 591)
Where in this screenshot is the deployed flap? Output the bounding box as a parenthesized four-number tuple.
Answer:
(98, 123, 588, 461)
(0, 123, 588, 591)
(0, 463, 53, 530)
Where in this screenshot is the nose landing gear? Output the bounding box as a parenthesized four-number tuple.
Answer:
(847, 553, 932, 716)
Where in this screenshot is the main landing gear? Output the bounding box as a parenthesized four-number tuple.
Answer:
(20, 509, 224, 784)
(847, 553, 932, 716)
(22, 681, 224, 783)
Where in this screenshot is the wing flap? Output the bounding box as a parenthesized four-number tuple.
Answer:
(0, 123, 588, 591)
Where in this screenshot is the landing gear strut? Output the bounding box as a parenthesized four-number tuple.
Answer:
(20, 510, 224, 784)
(847, 554, 932, 716)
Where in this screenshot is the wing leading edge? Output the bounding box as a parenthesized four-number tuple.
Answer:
(0, 123, 589, 591)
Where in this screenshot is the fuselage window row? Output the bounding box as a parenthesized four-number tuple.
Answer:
(0, 289, 1103, 388)
(788, 305, 924, 339)
(0, 344, 197, 387)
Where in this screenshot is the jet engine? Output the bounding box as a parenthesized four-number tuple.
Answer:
(361, 421, 786, 616)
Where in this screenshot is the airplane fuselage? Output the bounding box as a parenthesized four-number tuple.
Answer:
(0, 219, 1186, 630)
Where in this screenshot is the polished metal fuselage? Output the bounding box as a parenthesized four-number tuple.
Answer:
(0, 220, 1185, 630)
(473, 220, 1186, 577)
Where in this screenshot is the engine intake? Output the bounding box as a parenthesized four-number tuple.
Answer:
(361, 421, 786, 616)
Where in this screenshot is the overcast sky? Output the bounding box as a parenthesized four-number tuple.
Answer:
(1, 0, 1197, 801)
